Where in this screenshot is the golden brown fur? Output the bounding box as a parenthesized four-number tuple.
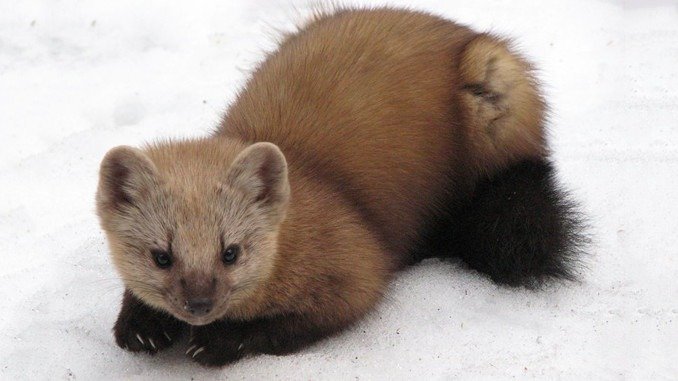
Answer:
(96, 7, 548, 365)
(221, 8, 545, 259)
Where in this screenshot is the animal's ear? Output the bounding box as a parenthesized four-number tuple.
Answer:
(227, 142, 290, 216)
(96, 146, 159, 213)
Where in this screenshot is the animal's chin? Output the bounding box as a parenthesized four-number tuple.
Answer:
(166, 307, 222, 326)
(178, 315, 217, 326)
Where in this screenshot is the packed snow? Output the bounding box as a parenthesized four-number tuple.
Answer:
(1, 0, 676, 379)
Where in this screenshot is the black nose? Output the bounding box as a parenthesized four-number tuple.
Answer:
(184, 298, 213, 316)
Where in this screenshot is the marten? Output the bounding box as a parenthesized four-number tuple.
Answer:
(96, 7, 585, 366)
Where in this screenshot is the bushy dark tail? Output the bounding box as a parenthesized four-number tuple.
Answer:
(441, 159, 587, 288)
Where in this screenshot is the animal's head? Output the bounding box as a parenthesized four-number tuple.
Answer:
(96, 139, 290, 325)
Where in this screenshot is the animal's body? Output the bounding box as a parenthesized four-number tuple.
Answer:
(96, 7, 584, 366)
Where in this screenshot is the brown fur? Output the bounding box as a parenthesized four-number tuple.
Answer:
(96, 7, 547, 365)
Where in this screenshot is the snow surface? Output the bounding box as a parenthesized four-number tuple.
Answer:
(1, 0, 677, 379)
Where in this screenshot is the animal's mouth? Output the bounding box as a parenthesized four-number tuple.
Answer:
(165, 295, 230, 326)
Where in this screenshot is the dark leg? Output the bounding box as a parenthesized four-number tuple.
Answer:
(113, 290, 187, 354)
(187, 315, 339, 367)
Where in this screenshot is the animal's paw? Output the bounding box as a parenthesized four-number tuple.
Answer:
(186, 322, 247, 367)
(113, 304, 185, 354)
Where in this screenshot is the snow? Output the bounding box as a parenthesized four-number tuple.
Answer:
(1, 0, 677, 379)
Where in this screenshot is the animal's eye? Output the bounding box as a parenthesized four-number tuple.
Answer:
(222, 244, 240, 265)
(152, 250, 172, 269)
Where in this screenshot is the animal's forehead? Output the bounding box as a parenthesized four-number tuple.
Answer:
(169, 200, 222, 259)
(169, 187, 256, 240)
(144, 137, 246, 186)
(168, 189, 221, 232)
(138, 138, 264, 246)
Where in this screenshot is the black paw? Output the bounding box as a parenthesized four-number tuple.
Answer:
(113, 292, 186, 354)
(186, 322, 247, 367)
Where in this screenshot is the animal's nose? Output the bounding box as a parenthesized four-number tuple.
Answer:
(184, 298, 213, 316)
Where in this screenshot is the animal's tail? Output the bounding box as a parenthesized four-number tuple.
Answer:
(443, 159, 587, 288)
(432, 34, 587, 287)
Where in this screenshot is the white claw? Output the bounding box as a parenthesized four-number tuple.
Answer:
(135, 334, 145, 346)
(163, 331, 171, 341)
(237, 343, 244, 351)
(149, 338, 156, 350)
(186, 345, 197, 355)
(192, 347, 205, 358)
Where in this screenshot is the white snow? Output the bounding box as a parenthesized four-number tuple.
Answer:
(1, 0, 677, 379)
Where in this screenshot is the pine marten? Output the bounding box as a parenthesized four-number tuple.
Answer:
(96, 7, 585, 366)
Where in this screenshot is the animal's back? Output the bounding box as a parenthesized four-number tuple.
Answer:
(220, 9, 474, 257)
(219, 8, 545, 261)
